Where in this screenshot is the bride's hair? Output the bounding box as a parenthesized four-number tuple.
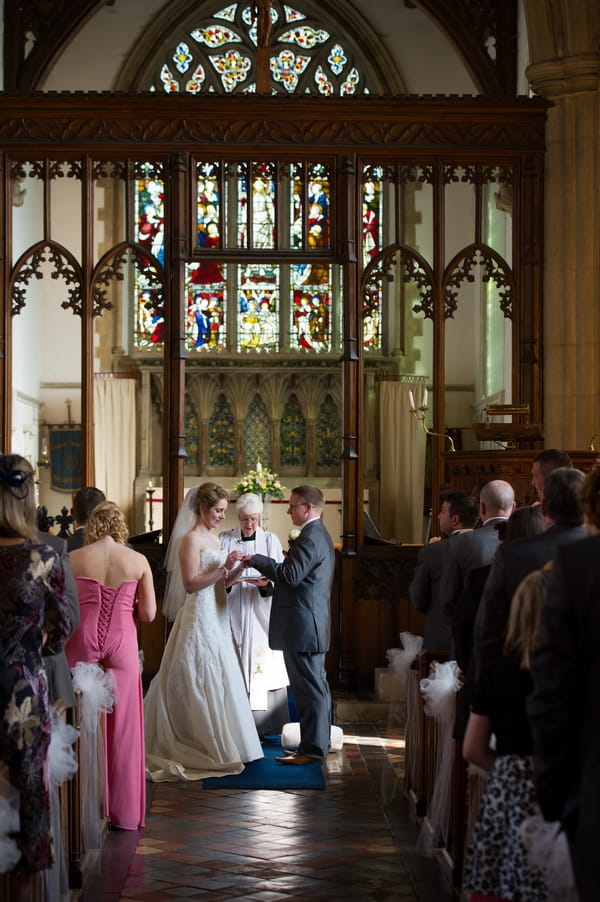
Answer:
(194, 482, 228, 514)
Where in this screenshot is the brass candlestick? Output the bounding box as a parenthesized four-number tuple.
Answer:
(408, 390, 456, 452)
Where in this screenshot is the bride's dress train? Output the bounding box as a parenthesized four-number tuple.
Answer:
(144, 548, 263, 782)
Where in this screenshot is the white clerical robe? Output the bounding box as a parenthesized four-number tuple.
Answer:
(219, 525, 289, 709)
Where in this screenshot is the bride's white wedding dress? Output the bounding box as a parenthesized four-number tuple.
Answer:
(144, 548, 263, 782)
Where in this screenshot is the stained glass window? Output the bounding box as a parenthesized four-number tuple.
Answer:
(184, 395, 200, 468)
(238, 263, 279, 351)
(208, 394, 235, 466)
(315, 394, 341, 468)
(280, 395, 306, 467)
(150, 1, 375, 95)
(243, 396, 271, 470)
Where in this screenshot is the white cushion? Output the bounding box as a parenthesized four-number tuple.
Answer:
(281, 722, 344, 751)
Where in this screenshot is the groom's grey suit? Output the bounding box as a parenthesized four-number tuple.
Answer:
(249, 517, 334, 759)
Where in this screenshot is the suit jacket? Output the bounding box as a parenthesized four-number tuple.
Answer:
(527, 535, 600, 902)
(250, 518, 334, 654)
(473, 522, 587, 677)
(39, 531, 80, 707)
(66, 527, 85, 551)
(440, 519, 505, 621)
(409, 536, 459, 652)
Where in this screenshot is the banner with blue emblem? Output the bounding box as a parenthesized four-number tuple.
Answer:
(49, 425, 81, 493)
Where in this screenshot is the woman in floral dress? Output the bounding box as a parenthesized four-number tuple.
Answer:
(0, 454, 71, 900)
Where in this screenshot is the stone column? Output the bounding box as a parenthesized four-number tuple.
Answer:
(527, 55, 600, 449)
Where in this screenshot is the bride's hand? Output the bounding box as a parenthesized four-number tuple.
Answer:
(226, 550, 244, 569)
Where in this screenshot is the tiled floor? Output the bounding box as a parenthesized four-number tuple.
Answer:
(78, 722, 456, 902)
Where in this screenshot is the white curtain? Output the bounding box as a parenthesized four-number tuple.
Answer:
(378, 380, 426, 544)
(93, 377, 136, 521)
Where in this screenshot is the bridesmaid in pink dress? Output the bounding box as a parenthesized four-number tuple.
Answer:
(66, 501, 156, 830)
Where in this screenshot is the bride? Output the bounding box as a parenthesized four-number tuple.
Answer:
(144, 483, 263, 782)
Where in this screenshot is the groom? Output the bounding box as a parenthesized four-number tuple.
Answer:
(243, 484, 334, 765)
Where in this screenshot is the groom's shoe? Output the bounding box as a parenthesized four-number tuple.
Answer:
(275, 753, 321, 765)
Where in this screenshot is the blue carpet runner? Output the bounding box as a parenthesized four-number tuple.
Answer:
(202, 735, 325, 790)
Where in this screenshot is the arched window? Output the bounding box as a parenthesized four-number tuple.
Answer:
(280, 394, 306, 467)
(149, 1, 383, 96)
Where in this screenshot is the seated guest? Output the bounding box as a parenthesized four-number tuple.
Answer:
(452, 504, 544, 740)
(440, 479, 515, 622)
(67, 485, 106, 551)
(473, 466, 586, 679)
(0, 454, 72, 900)
(528, 466, 600, 902)
(530, 447, 573, 505)
(462, 567, 552, 902)
(66, 501, 156, 830)
(409, 490, 478, 653)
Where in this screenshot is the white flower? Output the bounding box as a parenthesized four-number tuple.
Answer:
(288, 526, 301, 544)
(28, 550, 53, 581)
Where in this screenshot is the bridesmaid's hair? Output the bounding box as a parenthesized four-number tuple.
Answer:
(84, 500, 129, 545)
(0, 453, 37, 539)
(194, 482, 229, 515)
(504, 566, 550, 669)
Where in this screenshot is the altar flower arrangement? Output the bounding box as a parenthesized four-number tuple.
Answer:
(233, 461, 285, 500)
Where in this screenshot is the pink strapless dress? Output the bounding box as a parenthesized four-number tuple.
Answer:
(66, 577, 145, 830)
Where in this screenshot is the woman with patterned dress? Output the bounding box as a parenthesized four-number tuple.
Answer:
(144, 483, 263, 782)
(66, 501, 156, 830)
(462, 568, 552, 902)
(0, 454, 71, 900)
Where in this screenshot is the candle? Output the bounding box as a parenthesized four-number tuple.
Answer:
(147, 480, 153, 491)
(422, 388, 428, 408)
(256, 461, 262, 473)
(408, 390, 415, 410)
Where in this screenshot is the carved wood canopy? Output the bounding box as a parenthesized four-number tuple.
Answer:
(0, 93, 547, 151)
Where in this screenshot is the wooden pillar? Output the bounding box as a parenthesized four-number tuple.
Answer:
(163, 153, 188, 537)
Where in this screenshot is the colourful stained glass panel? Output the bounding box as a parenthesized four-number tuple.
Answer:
(136, 176, 165, 266)
(270, 50, 310, 92)
(134, 282, 164, 351)
(197, 163, 221, 249)
(341, 67, 360, 94)
(191, 25, 242, 47)
(284, 4, 305, 22)
(315, 65, 334, 95)
(186, 65, 206, 92)
(291, 264, 331, 352)
(209, 49, 251, 91)
(252, 165, 276, 249)
(238, 263, 279, 351)
(214, 4, 237, 22)
(160, 65, 179, 92)
(362, 173, 382, 265)
(173, 42, 193, 73)
(307, 167, 330, 251)
(279, 27, 329, 49)
(185, 263, 226, 351)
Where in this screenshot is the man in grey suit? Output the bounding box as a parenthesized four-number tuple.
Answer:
(440, 479, 515, 622)
(409, 491, 478, 652)
(474, 466, 586, 678)
(244, 485, 334, 765)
